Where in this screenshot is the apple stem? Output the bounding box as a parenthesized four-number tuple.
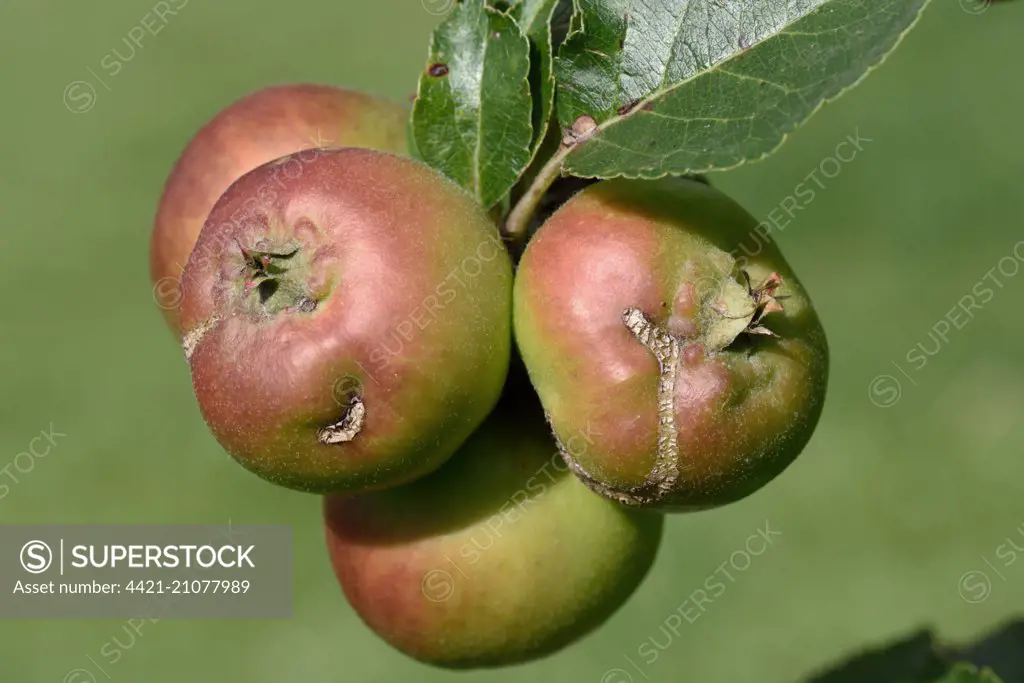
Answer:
(503, 146, 571, 247)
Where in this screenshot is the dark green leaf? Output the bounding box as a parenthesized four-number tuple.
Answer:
(797, 622, 1024, 683)
(803, 630, 948, 683)
(555, 0, 931, 179)
(411, 0, 534, 208)
(513, 0, 562, 161)
(950, 620, 1024, 682)
(551, 0, 575, 47)
(932, 664, 1004, 683)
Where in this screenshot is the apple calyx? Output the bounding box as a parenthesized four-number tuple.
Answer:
(693, 269, 789, 353)
(744, 271, 787, 338)
(234, 241, 323, 318)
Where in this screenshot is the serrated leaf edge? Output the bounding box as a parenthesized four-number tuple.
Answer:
(560, 0, 934, 181)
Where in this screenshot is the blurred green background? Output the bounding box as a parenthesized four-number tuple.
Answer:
(1, 0, 1023, 681)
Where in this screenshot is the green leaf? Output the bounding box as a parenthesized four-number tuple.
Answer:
(803, 630, 949, 683)
(554, 0, 932, 179)
(796, 622, 1024, 683)
(411, 0, 534, 208)
(513, 0, 562, 161)
(950, 620, 1024, 682)
(932, 664, 1004, 683)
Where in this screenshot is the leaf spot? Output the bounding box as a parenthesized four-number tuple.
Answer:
(617, 99, 641, 116)
(561, 115, 598, 147)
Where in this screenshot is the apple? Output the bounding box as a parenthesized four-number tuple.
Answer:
(514, 177, 829, 510)
(179, 147, 512, 494)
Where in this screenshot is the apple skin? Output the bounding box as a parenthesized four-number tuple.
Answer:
(179, 147, 513, 494)
(514, 178, 829, 511)
(151, 84, 408, 334)
(323, 388, 664, 669)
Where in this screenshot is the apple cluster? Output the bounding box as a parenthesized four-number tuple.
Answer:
(150, 83, 828, 669)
